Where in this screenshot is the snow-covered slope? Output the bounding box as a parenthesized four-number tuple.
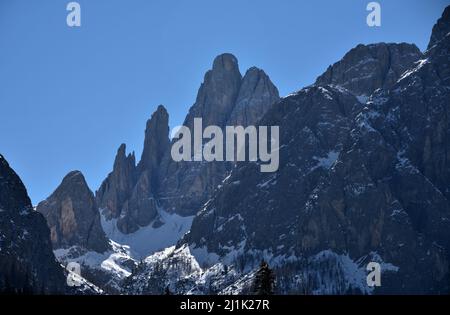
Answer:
(54, 240, 135, 293)
(101, 208, 194, 259)
(50, 207, 194, 294)
(124, 244, 255, 295)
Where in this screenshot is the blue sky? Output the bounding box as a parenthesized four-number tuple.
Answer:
(0, 0, 448, 204)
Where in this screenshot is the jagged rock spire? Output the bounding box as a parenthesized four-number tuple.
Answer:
(158, 54, 279, 216)
(96, 105, 170, 234)
(183, 53, 242, 128)
(98, 54, 279, 230)
(37, 170, 110, 253)
(96, 143, 136, 219)
(228, 66, 280, 126)
(138, 104, 170, 174)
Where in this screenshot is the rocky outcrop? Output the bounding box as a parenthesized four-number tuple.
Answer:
(315, 42, 422, 97)
(96, 144, 136, 220)
(428, 6, 450, 49)
(158, 54, 279, 216)
(0, 154, 66, 294)
(97, 54, 279, 230)
(156, 54, 241, 216)
(15, 5, 449, 294)
(176, 9, 450, 294)
(115, 170, 158, 234)
(228, 67, 280, 126)
(183, 53, 243, 129)
(137, 105, 170, 174)
(37, 171, 110, 253)
(96, 105, 170, 234)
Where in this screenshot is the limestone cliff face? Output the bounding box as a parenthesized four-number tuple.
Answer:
(22, 5, 450, 294)
(97, 54, 279, 230)
(96, 144, 136, 220)
(137, 105, 170, 175)
(180, 8, 450, 294)
(183, 53, 243, 129)
(428, 5, 450, 50)
(315, 42, 422, 97)
(96, 105, 169, 233)
(228, 67, 280, 127)
(0, 154, 66, 294)
(158, 54, 280, 216)
(37, 171, 110, 253)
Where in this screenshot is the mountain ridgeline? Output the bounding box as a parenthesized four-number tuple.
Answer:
(3, 5, 449, 295)
(127, 6, 450, 294)
(95, 54, 280, 233)
(0, 155, 66, 294)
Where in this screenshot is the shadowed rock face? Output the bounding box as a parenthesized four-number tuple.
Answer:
(183, 53, 243, 129)
(156, 54, 242, 217)
(157, 54, 280, 216)
(138, 105, 170, 175)
(179, 8, 450, 294)
(37, 171, 110, 253)
(24, 6, 450, 294)
(96, 144, 136, 220)
(228, 67, 280, 127)
(315, 42, 422, 97)
(428, 6, 450, 50)
(0, 154, 66, 294)
(96, 54, 279, 231)
(96, 105, 170, 234)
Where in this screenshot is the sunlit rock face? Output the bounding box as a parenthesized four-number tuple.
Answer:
(158, 53, 279, 217)
(96, 53, 279, 232)
(37, 170, 110, 253)
(173, 8, 450, 294)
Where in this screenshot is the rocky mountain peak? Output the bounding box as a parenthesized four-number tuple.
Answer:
(98, 54, 279, 231)
(96, 143, 136, 220)
(315, 42, 422, 97)
(157, 54, 279, 216)
(184, 53, 242, 128)
(245, 66, 265, 76)
(17, 5, 450, 295)
(112, 144, 126, 168)
(138, 104, 169, 173)
(1, 154, 66, 294)
(0, 154, 32, 215)
(60, 170, 87, 189)
(228, 66, 280, 126)
(96, 105, 170, 234)
(37, 170, 110, 253)
(212, 53, 240, 72)
(428, 5, 450, 49)
(114, 144, 135, 175)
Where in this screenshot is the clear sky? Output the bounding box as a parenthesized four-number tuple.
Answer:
(0, 0, 448, 204)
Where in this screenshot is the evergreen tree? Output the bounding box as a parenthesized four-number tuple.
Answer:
(252, 260, 275, 295)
